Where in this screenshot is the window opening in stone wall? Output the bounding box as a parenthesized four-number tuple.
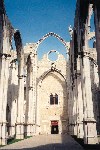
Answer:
(11, 36, 16, 50)
(55, 94, 58, 104)
(50, 93, 58, 105)
(50, 94, 54, 104)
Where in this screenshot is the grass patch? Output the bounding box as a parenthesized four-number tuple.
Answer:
(7, 136, 32, 145)
(7, 138, 23, 145)
(25, 136, 32, 139)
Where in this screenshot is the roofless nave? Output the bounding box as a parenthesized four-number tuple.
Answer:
(0, 0, 100, 146)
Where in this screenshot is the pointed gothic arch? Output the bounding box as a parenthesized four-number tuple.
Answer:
(38, 68, 67, 87)
(36, 32, 69, 50)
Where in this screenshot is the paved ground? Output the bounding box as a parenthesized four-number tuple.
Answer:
(0, 134, 84, 150)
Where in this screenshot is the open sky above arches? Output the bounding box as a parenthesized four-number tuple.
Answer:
(5, 0, 76, 59)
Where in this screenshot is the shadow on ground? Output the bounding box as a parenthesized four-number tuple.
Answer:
(72, 135, 100, 150)
(11, 143, 84, 150)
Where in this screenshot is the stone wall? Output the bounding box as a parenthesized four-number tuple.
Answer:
(36, 52, 68, 134)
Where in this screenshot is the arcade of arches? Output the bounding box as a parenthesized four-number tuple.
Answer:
(0, 0, 100, 146)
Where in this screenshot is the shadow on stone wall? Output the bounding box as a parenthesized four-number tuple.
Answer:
(7, 83, 18, 136)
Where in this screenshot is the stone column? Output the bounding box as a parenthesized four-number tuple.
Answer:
(68, 84, 74, 135)
(15, 31, 25, 139)
(32, 50, 38, 134)
(68, 41, 74, 136)
(26, 48, 37, 136)
(9, 61, 18, 136)
(25, 55, 31, 136)
(16, 60, 24, 139)
(94, 2, 100, 86)
(94, 3, 100, 125)
(0, 55, 10, 145)
(2, 56, 10, 145)
(26, 54, 34, 136)
(93, 63, 99, 132)
(81, 23, 98, 144)
(76, 57, 84, 139)
(0, 23, 12, 146)
(73, 77, 77, 136)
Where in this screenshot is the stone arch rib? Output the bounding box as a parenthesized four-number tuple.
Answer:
(38, 68, 67, 86)
(36, 32, 67, 49)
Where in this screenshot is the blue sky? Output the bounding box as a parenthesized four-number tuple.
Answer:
(5, 0, 76, 60)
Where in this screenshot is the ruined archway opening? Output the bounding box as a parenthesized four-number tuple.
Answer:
(37, 35, 67, 60)
(90, 9, 95, 32)
(11, 36, 16, 51)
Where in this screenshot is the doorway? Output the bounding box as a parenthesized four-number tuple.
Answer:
(51, 121, 59, 134)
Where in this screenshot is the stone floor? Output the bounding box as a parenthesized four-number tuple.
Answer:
(0, 134, 84, 150)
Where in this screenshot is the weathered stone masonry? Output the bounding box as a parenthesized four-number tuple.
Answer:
(0, 0, 100, 146)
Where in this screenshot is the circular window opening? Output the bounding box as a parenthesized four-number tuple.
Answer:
(48, 51, 58, 61)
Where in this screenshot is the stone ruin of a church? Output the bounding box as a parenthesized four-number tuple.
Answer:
(0, 0, 100, 146)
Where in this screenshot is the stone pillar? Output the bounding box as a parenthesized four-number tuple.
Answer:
(68, 85, 74, 135)
(9, 61, 18, 136)
(31, 50, 38, 134)
(69, 35, 78, 137)
(26, 48, 37, 136)
(73, 78, 77, 136)
(94, 3, 100, 86)
(94, 3, 100, 126)
(81, 22, 98, 144)
(25, 55, 31, 136)
(93, 63, 100, 133)
(14, 31, 25, 139)
(16, 64, 24, 139)
(82, 54, 98, 144)
(0, 55, 10, 145)
(26, 54, 34, 136)
(76, 57, 84, 139)
(0, 15, 13, 146)
(68, 41, 74, 136)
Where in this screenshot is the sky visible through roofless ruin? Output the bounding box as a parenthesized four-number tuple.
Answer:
(5, 0, 94, 60)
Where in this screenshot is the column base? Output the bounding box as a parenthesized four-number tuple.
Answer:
(16, 124, 24, 139)
(86, 136, 98, 144)
(1, 138, 7, 145)
(68, 124, 74, 135)
(9, 126, 15, 136)
(83, 119, 98, 144)
(0, 123, 7, 145)
(74, 124, 77, 136)
(27, 124, 36, 136)
(27, 125, 31, 136)
(30, 125, 36, 136)
(0, 139, 7, 146)
(77, 123, 84, 139)
(36, 124, 41, 134)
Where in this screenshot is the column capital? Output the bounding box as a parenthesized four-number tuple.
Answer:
(17, 75, 24, 79)
(83, 118, 97, 123)
(0, 53, 11, 59)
